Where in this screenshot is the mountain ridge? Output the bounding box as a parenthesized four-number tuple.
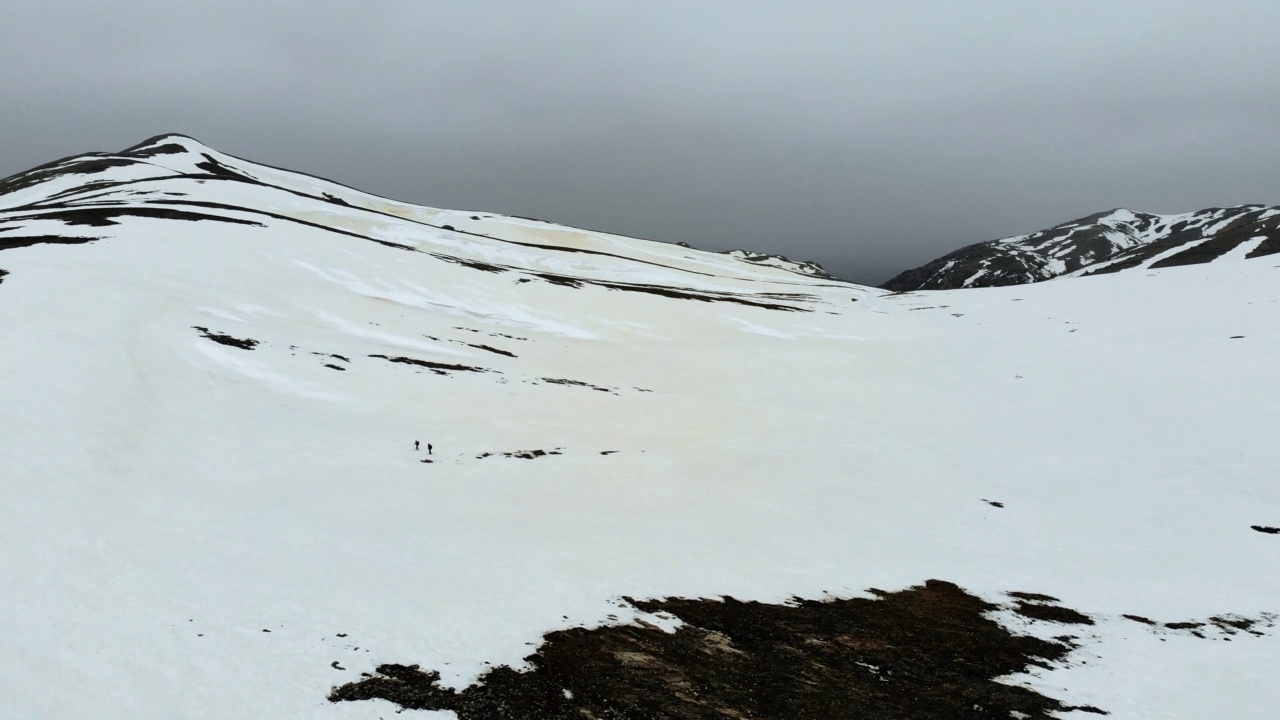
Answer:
(883, 204, 1280, 291)
(0, 133, 838, 284)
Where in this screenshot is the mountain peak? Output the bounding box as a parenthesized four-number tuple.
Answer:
(121, 133, 217, 157)
(883, 204, 1280, 290)
(0, 135, 855, 291)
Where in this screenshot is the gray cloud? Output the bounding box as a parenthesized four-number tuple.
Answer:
(4, 0, 1279, 284)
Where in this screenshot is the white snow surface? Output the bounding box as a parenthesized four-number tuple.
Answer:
(1, 137, 1278, 718)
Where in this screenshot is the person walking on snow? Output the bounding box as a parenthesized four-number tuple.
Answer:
(414, 440, 420, 451)
(427, 443, 433, 455)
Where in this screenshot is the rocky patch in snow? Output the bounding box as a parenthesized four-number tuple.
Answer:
(464, 342, 517, 358)
(1009, 593, 1095, 626)
(722, 249, 836, 279)
(453, 327, 529, 342)
(330, 580, 1102, 720)
(540, 377, 614, 393)
(329, 579, 1277, 719)
(526, 271, 816, 311)
(368, 353, 489, 375)
(476, 449, 565, 460)
(1122, 612, 1275, 640)
(432, 253, 509, 273)
(0, 233, 101, 251)
(6, 205, 265, 229)
(192, 326, 259, 350)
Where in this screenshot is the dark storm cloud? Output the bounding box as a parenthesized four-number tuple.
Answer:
(4, 1, 1279, 284)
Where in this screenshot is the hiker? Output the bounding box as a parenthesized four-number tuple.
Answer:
(414, 440, 420, 451)
(428, 443, 433, 455)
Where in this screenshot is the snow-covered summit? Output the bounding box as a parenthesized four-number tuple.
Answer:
(883, 205, 1280, 291)
(0, 133, 852, 294)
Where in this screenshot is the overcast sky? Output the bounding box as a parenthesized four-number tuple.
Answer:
(3, 1, 1279, 284)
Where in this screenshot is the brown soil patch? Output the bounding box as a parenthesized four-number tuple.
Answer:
(330, 580, 1089, 719)
(1012, 601, 1095, 626)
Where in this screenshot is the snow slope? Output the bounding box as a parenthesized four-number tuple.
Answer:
(882, 206, 1280, 291)
(1, 136, 1278, 719)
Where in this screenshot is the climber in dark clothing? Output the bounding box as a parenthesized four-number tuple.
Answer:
(414, 440, 420, 451)
(427, 443, 433, 455)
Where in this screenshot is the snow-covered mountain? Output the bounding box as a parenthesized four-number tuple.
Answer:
(882, 205, 1280, 291)
(0, 134, 831, 289)
(2, 136, 1278, 719)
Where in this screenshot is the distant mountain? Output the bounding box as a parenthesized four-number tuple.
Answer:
(882, 205, 1280, 291)
(722, 248, 835, 278)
